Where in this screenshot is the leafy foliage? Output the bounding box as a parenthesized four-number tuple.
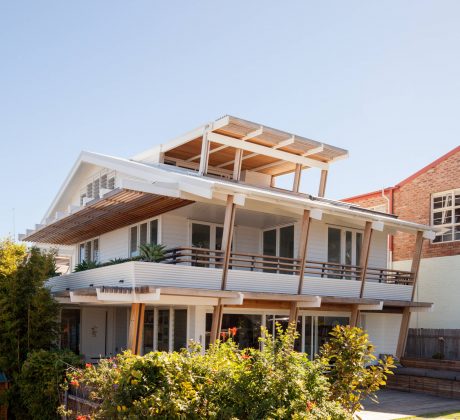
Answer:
(318, 325, 395, 414)
(138, 243, 166, 262)
(66, 325, 350, 419)
(17, 350, 82, 420)
(0, 241, 61, 418)
(74, 260, 100, 272)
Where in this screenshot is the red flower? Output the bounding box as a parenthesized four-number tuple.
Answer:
(76, 416, 89, 420)
(220, 332, 227, 339)
(85, 363, 92, 368)
(229, 327, 238, 337)
(70, 380, 80, 388)
(242, 354, 250, 359)
(306, 401, 316, 411)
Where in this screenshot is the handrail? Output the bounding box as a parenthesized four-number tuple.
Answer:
(161, 246, 415, 285)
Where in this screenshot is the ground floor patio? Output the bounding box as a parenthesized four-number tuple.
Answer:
(360, 389, 460, 419)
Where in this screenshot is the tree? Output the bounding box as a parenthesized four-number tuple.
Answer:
(0, 239, 60, 418)
(318, 325, 395, 415)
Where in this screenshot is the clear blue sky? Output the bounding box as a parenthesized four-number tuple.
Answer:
(1, 1, 459, 239)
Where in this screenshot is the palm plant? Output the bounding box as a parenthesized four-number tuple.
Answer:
(138, 243, 166, 262)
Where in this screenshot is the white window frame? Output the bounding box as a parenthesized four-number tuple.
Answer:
(326, 225, 363, 266)
(431, 189, 460, 244)
(77, 237, 100, 264)
(128, 216, 162, 257)
(188, 220, 229, 250)
(260, 223, 296, 257)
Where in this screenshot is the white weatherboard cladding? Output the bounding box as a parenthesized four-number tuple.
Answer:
(235, 226, 260, 254)
(99, 226, 130, 261)
(395, 255, 460, 329)
(47, 263, 134, 292)
(306, 220, 327, 262)
(161, 214, 189, 248)
(226, 270, 298, 294)
(363, 313, 402, 356)
(48, 261, 412, 301)
(134, 263, 221, 290)
(301, 277, 360, 297)
(368, 231, 388, 269)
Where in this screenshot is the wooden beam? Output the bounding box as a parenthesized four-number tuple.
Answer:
(297, 209, 311, 294)
(349, 304, 360, 327)
(187, 144, 228, 162)
(220, 195, 237, 290)
(209, 300, 222, 344)
(198, 129, 210, 175)
(396, 306, 411, 358)
(208, 132, 329, 170)
(293, 163, 302, 192)
(127, 303, 145, 355)
(411, 230, 425, 301)
(318, 169, 328, 197)
(359, 221, 374, 298)
(233, 149, 243, 181)
(288, 301, 298, 324)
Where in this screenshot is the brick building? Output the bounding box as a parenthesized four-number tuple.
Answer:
(344, 146, 460, 358)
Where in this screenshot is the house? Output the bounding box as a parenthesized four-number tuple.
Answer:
(20, 115, 437, 361)
(344, 146, 460, 359)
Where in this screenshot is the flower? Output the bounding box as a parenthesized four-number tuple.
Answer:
(229, 327, 238, 336)
(70, 380, 79, 388)
(242, 354, 250, 360)
(85, 363, 92, 368)
(306, 401, 316, 411)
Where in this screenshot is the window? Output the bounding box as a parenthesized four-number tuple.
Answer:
(327, 226, 363, 269)
(78, 238, 99, 263)
(61, 309, 80, 354)
(432, 190, 460, 243)
(129, 218, 160, 257)
(142, 307, 188, 354)
(262, 224, 295, 273)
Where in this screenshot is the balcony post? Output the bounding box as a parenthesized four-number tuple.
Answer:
(396, 230, 425, 358)
(233, 149, 243, 180)
(349, 304, 360, 327)
(359, 221, 374, 298)
(198, 126, 210, 176)
(293, 164, 302, 193)
(127, 302, 145, 355)
(210, 194, 237, 343)
(297, 209, 311, 295)
(318, 169, 328, 197)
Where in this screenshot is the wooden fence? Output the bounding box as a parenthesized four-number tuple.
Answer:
(406, 328, 460, 360)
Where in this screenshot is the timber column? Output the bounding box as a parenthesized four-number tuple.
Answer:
(396, 230, 425, 358)
(127, 303, 146, 355)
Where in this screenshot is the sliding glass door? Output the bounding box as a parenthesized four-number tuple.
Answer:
(262, 225, 295, 273)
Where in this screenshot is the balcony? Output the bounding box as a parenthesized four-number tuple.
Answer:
(48, 247, 414, 302)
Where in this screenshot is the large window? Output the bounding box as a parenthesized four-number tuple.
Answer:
(142, 307, 187, 354)
(78, 238, 99, 263)
(262, 225, 295, 273)
(432, 190, 460, 243)
(327, 227, 363, 267)
(129, 218, 159, 257)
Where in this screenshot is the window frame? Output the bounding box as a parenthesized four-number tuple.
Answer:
(78, 238, 100, 264)
(260, 222, 296, 257)
(431, 189, 460, 244)
(188, 220, 229, 251)
(128, 217, 161, 257)
(326, 225, 363, 267)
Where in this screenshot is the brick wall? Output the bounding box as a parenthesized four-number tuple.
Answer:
(345, 147, 460, 261)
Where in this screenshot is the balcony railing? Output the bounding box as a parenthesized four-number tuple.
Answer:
(162, 247, 414, 286)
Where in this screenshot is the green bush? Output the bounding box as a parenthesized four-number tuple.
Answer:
(138, 243, 167, 262)
(17, 349, 82, 419)
(318, 325, 395, 414)
(67, 325, 350, 419)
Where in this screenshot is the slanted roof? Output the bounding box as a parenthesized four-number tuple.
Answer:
(134, 115, 348, 177)
(21, 151, 437, 245)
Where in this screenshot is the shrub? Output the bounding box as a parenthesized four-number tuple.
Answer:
(139, 243, 166, 262)
(66, 325, 350, 419)
(17, 349, 82, 419)
(74, 260, 100, 272)
(318, 325, 395, 414)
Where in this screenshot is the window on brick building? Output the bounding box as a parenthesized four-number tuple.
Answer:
(431, 190, 460, 243)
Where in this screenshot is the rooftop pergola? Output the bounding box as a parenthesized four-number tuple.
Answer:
(146, 115, 349, 196)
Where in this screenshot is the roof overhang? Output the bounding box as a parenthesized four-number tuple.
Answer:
(23, 189, 193, 245)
